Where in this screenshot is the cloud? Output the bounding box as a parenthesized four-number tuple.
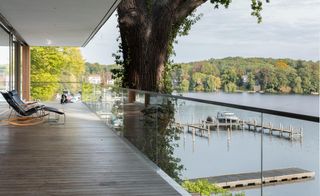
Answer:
(173, 0, 320, 62)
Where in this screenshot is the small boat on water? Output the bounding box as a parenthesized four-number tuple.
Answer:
(217, 111, 239, 123)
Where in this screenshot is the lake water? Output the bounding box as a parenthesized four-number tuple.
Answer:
(173, 92, 319, 196)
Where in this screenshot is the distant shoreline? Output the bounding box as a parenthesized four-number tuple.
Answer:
(175, 90, 320, 96)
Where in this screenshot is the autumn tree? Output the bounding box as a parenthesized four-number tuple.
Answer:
(117, 0, 269, 92)
(31, 47, 85, 100)
(221, 66, 238, 92)
(275, 60, 289, 69)
(246, 72, 256, 90)
(206, 75, 221, 91)
(191, 72, 206, 91)
(293, 76, 303, 94)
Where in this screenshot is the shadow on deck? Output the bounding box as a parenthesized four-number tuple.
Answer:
(0, 102, 183, 195)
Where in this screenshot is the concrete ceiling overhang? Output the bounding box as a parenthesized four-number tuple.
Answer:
(0, 0, 121, 46)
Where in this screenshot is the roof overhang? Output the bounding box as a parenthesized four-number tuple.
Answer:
(0, 0, 121, 46)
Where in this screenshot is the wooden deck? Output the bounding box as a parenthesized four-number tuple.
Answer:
(0, 102, 183, 195)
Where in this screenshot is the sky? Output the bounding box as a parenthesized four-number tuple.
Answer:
(85, 0, 320, 65)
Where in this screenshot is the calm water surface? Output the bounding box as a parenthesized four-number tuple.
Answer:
(173, 92, 319, 196)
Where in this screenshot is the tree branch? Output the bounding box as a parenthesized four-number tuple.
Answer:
(174, 0, 207, 23)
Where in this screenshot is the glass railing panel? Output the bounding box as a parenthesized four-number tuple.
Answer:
(87, 87, 125, 132)
(122, 90, 160, 162)
(262, 114, 319, 196)
(117, 90, 264, 195)
(75, 86, 320, 196)
(174, 98, 263, 195)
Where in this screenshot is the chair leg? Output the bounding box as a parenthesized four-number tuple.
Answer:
(8, 109, 13, 119)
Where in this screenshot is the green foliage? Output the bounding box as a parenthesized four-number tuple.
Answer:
(182, 180, 245, 196)
(250, 0, 267, 23)
(172, 57, 319, 94)
(139, 100, 184, 183)
(224, 82, 237, 93)
(221, 67, 238, 92)
(192, 72, 206, 91)
(81, 83, 94, 102)
(31, 47, 85, 100)
(293, 77, 303, 94)
(181, 79, 190, 92)
(31, 73, 59, 101)
(207, 75, 221, 91)
(246, 72, 255, 90)
(85, 62, 118, 75)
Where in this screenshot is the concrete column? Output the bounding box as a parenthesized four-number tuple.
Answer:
(21, 45, 30, 101)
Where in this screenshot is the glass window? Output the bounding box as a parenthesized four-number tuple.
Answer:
(0, 26, 10, 98)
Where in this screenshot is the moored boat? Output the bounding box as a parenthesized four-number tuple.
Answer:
(217, 111, 239, 123)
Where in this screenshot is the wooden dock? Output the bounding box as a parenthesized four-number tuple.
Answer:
(246, 121, 303, 140)
(185, 124, 211, 138)
(175, 118, 303, 140)
(190, 168, 315, 189)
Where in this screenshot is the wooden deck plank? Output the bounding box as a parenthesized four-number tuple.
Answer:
(0, 103, 182, 195)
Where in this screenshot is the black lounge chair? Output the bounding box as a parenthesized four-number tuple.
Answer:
(1, 91, 42, 116)
(1, 91, 65, 126)
(9, 90, 64, 115)
(9, 90, 39, 108)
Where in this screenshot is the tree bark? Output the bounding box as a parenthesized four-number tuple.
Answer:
(128, 91, 136, 103)
(117, 0, 207, 92)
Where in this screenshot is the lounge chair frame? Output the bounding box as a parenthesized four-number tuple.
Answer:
(1, 91, 65, 126)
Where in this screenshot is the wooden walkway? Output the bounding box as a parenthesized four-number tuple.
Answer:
(177, 119, 303, 140)
(190, 168, 315, 189)
(246, 121, 303, 139)
(0, 103, 183, 195)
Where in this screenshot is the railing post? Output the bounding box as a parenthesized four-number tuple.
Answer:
(128, 90, 136, 103)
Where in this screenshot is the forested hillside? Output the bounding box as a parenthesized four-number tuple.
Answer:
(172, 57, 319, 94)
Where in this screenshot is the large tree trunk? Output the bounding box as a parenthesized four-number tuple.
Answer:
(117, 0, 206, 92)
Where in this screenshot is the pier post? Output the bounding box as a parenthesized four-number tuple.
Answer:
(269, 122, 272, 135)
(227, 128, 231, 151)
(242, 120, 244, 131)
(192, 128, 195, 142)
(300, 127, 303, 138)
(207, 122, 210, 137)
(280, 124, 283, 137)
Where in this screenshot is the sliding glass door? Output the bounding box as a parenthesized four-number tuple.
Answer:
(0, 25, 23, 101)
